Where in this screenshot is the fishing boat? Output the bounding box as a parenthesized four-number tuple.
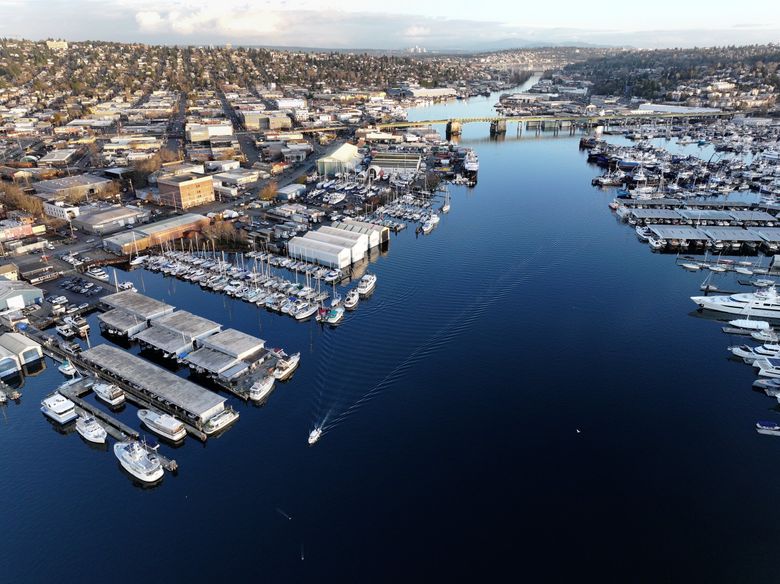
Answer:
(308, 426, 323, 445)
(76, 414, 107, 444)
(58, 359, 77, 377)
(756, 421, 780, 436)
(138, 409, 187, 442)
(249, 375, 275, 402)
(92, 382, 125, 406)
(344, 288, 359, 310)
(272, 350, 301, 381)
(114, 440, 164, 483)
(357, 273, 377, 297)
(40, 393, 78, 424)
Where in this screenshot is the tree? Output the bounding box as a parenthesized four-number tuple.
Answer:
(259, 181, 278, 201)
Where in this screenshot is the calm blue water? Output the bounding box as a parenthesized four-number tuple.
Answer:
(2, 88, 778, 582)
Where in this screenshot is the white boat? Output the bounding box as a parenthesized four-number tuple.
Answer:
(752, 329, 779, 343)
(756, 420, 780, 436)
(249, 375, 275, 402)
(635, 226, 652, 241)
(93, 382, 125, 406)
(272, 350, 301, 381)
(648, 237, 666, 250)
(729, 344, 780, 363)
(114, 440, 164, 483)
(755, 357, 780, 377)
(138, 409, 187, 442)
(293, 302, 318, 321)
(58, 359, 77, 377)
(692, 286, 780, 319)
(324, 306, 345, 325)
(421, 220, 434, 234)
(680, 262, 701, 271)
(344, 288, 359, 310)
(729, 318, 770, 331)
(463, 151, 479, 172)
(76, 414, 107, 444)
(441, 190, 450, 213)
(735, 267, 754, 276)
(308, 426, 323, 445)
(357, 274, 377, 297)
(86, 267, 109, 281)
(56, 324, 76, 339)
(129, 255, 149, 266)
(41, 393, 78, 424)
(203, 408, 239, 435)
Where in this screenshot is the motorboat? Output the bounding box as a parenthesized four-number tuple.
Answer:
(114, 440, 164, 483)
(753, 378, 780, 394)
(756, 421, 780, 436)
(752, 329, 779, 343)
(58, 359, 78, 377)
(272, 350, 301, 381)
(635, 226, 652, 241)
(56, 324, 76, 339)
(203, 408, 239, 435)
(692, 286, 780, 319)
(308, 426, 323, 445)
(93, 382, 125, 406)
(40, 393, 78, 424)
(421, 220, 434, 234)
(323, 306, 345, 325)
(729, 344, 780, 363)
(754, 357, 780, 378)
(86, 267, 109, 281)
(344, 288, 359, 310)
(357, 274, 377, 297)
(138, 409, 187, 442)
(76, 414, 107, 444)
(752, 278, 776, 288)
(680, 262, 701, 271)
(648, 237, 666, 250)
(63, 315, 89, 335)
(293, 302, 318, 321)
(729, 318, 770, 331)
(249, 375, 275, 402)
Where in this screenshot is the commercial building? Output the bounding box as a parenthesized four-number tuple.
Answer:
(304, 230, 365, 263)
(43, 201, 80, 221)
(0, 280, 43, 310)
(38, 148, 79, 167)
(332, 219, 389, 247)
(72, 206, 150, 235)
(157, 173, 215, 210)
(316, 143, 362, 177)
(0, 263, 19, 281)
(369, 151, 422, 175)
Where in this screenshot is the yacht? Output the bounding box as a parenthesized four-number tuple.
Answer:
(752, 329, 779, 343)
(272, 350, 301, 381)
(293, 302, 318, 321)
(756, 421, 780, 436)
(76, 414, 107, 444)
(58, 359, 77, 377)
(729, 344, 780, 363)
(344, 289, 360, 310)
(421, 219, 434, 234)
(86, 267, 109, 281)
(203, 408, 239, 435)
(754, 357, 780, 378)
(93, 382, 125, 406)
(357, 274, 377, 297)
(692, 286, 780, 319)
(114, 440, 164, 483)
(63, 315, 89, 335)
(308, 426, 323, 445)
(138, 409, 187, 442)
(729, 318, 770, 331)
(463, 151, 479, 172)
(249, 375, 275, 402)
(40, 393, 77, 424)
(56, 324, 76, 339)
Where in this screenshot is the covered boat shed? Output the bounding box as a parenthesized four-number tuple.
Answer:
(700, 227, 764, 244)
(81, 344, 226, 425)
(288, 236, 351, 269)
(676, 209, 735, 225)
(303, 231, 365, 263)
(629, 209, 684, 224)
(0, 345, 21, 378)
(185, 329, 267, 381)
(748, 227, 780, 250)
(148, 310, 221, 345)
(0, 332, 43, 364)
(649, 226, 709, 243)
(100, 291, 174, 323)
(728, 210, 777, 226)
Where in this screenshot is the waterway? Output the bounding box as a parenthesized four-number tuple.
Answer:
(2, 82, 778, 582)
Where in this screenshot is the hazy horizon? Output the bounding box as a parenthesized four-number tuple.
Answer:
(1, 0, 779, 50)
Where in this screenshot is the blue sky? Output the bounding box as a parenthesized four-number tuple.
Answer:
(1, 0, 778, 49)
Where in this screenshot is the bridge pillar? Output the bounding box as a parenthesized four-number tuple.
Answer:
(446, 120, 462, 139)
(490, 119, 506, 136)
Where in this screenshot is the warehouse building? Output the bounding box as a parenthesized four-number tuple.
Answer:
(33, 174, 113, 202)
(0, 345, 21, 378)
(332, 219, 389, 247)
(102, 213, 210, 255)
(304, 230, 365, 263)
(0, 280, 43, 310)
(72, 206, 150, 235)
(316, 143, 362, 177)
(38, 148, 79, 167)
(288, 236, 351, 269)
(157, 173, 215, 210)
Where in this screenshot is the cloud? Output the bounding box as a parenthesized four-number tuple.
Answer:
(404, 25, 431, 38)
(135, 11, 163, 32)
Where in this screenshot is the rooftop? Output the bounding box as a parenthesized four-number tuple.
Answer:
(100, 290, 174, 320)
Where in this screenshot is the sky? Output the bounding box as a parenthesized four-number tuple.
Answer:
(1, 0, 779, 49)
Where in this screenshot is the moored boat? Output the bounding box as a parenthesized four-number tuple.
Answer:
(76, 414, 107, 444)
(138, 409, 187, 442)
(114, 440, 164, 483)
(40, 393, 78, 424)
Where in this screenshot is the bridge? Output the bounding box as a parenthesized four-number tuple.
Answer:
(376, 111, 735, 136)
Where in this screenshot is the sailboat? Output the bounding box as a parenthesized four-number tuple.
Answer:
(441, 188, 451, 213)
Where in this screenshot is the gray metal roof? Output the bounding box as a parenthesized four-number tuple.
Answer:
(630, 209, 682, 219)
(749, 227, 780, 243)
(649, 226, 709, 240)
(728, 210, 776, 221)
(81, 344, 225, 420)
(133, 326, 193, 356)
(677, 209, 734, 221)
(97, 308, 149, 335)
(199, 328, 264, 359)
(700, 227, 763, 241)
(101, 291, 174, 320)
(150, 310, 221, 341)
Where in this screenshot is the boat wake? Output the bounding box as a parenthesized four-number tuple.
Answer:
(312, 235, 576, 439)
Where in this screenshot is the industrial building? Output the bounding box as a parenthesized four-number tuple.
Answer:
(102, 214, 210, 255)
(288, 236, 352, 268)
(157, 173, 215, 210)
(332, 219, 389, 247)
(72, 206, 150, 235)
(316, 143, 362, 177)
(38, 148, 79, 167)
(369, 152, 422, 176)
(304, 229, 366, 263)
